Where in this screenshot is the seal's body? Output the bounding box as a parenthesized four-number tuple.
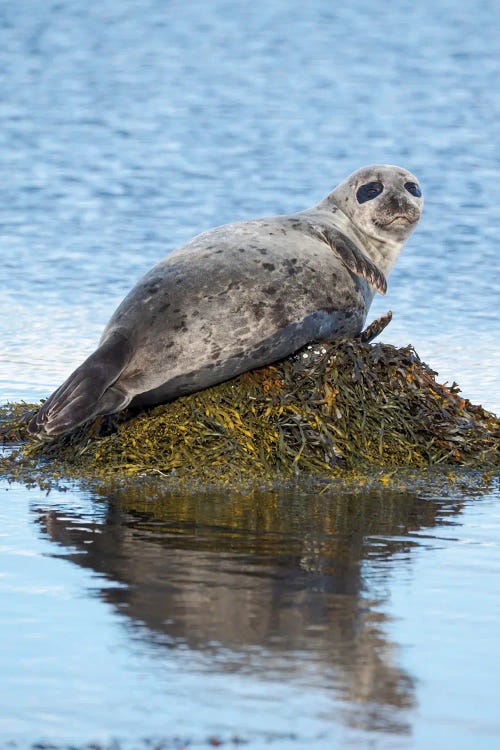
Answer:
(29, 165, 423, 437)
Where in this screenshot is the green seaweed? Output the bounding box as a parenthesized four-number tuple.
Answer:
(1, 339, 498, 492)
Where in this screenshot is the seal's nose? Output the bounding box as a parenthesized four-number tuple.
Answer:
(387, 191, 419, 218)
(388, 191, 406, 211)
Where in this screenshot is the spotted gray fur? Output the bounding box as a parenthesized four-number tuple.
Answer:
(29, 164, 423, 437)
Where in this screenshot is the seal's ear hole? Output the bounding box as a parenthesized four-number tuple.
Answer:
(356, 181, 384, 204)
(405, 182, 422, 198)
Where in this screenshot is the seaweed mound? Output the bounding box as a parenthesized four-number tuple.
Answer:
(1, 339, 499, 489)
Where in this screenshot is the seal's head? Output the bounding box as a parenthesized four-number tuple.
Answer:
(330, 164, 423, 245)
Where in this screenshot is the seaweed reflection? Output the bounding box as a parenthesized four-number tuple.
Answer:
(33, 483, 465, 736)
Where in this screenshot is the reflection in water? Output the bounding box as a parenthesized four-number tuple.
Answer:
(32, 483, 465, 737)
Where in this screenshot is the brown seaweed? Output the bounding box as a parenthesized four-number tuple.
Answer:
(1, 339, 498, 491)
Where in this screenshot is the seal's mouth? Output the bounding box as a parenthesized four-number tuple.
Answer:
(385, 215, 417, 226)
(377, 215, 419, 229)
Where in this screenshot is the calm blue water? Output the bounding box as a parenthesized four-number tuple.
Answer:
(1, 0, 499, 747)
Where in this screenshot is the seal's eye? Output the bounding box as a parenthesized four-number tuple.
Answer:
(356, 181, 384, 204)
(405, 182, 422, 198)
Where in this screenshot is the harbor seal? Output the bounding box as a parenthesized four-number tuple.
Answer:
(28, 164, 423, 437)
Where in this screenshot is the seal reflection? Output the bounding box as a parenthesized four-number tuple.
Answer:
(33, 486, 453, 736)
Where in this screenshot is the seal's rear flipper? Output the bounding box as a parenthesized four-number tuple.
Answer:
(358, 311, 392, 343)
(28, 330, 133, 438)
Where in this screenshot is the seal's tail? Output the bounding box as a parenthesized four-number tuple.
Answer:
(28, 330, 134, 438)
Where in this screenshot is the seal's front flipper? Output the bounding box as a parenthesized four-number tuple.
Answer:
(319, 227, 387, 295)
(358, 311, 392, 343)
(28, 330, 133, 438)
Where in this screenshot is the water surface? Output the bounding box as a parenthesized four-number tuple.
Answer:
(1, 477, 500, 749)
(1, 0, 499, 411)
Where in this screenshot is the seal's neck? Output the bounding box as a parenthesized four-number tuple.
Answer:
(314, 200, 404, 276)
(362, 233, 403, 277)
